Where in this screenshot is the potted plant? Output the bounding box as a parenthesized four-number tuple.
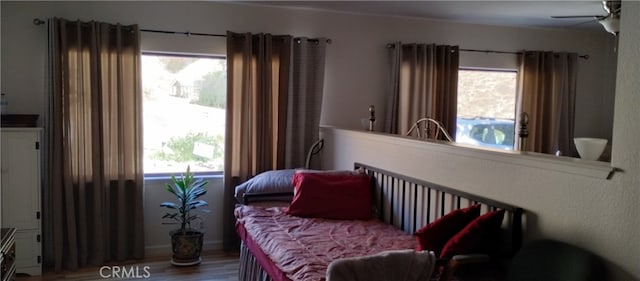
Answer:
(161, 166, 209, 266)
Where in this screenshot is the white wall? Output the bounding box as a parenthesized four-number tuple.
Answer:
(321, 3, 640, 279)
(0, 0, 631, 271)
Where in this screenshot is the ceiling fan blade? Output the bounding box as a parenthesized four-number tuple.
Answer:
(568, 19, 598, 28)
(551, 15, 602, 19)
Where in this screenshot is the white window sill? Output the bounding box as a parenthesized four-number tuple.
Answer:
(144, 172, 223, 181)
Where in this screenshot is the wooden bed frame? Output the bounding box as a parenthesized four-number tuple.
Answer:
(238, 162, 524, 281)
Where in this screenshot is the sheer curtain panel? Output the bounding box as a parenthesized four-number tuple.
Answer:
(223, 31, 292, 250)
(517, 51, 578, 155)
(45, 18, 144, 271)
(385, 43, 459, 138)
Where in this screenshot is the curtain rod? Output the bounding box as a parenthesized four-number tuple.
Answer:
(140, 28, 226, 38)
(33, 18, 226, 37)
(142, 29, 331, 44)
(33, 18, 138, 29)
(386, 43, 589, 60)
(461, 48, 589, 60)
(33, 18, 331, 43)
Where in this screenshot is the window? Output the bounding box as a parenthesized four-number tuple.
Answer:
(142, 53, 226, 174)
(456, 69, 517, 150)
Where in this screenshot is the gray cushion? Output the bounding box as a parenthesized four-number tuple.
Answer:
(234, 169, 296, 203)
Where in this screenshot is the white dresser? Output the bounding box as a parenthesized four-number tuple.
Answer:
(1, 128, 42, 276)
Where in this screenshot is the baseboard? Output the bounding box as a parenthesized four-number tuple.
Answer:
(145, 240, 223, 257)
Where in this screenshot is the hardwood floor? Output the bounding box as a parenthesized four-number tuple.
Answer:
(16, 250, 240, 281)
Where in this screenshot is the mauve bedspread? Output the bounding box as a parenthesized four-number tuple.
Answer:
(235, 205, 417, 281)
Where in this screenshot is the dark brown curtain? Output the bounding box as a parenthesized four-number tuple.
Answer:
(517, 51, 578, 155)
(286, 38, 328, 169)
(44, 18, 144, 271)
(223, 32, 292, 250)
(385, 42, 459, 138)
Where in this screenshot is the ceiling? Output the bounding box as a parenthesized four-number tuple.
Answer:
(235, 1, 610, 31)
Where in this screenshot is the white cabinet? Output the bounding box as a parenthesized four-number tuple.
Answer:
(1, 128, 42, 276)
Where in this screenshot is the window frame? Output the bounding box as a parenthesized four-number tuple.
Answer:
(141, 51, 227, 177)
(456, 67, 518, 150)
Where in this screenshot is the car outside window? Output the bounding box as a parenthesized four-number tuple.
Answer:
(456, 69, 516, 150)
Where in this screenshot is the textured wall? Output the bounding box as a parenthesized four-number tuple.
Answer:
(610, 1, 640, 278)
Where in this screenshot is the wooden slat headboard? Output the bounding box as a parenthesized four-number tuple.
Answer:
(355, 162, 524, 257)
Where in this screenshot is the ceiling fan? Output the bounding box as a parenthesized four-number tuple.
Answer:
(551, 0, 621, 35)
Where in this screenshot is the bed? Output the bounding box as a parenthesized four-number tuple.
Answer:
(235, 163, 524, 281)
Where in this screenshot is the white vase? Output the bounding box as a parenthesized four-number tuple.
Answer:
(574, 138, 607, 161)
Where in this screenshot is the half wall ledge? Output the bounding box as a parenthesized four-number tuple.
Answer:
(319, 126, 617, 180)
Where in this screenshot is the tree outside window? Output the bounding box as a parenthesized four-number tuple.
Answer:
(142, 53, 226, 174)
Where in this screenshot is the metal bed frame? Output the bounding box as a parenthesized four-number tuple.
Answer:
(356, 162, 523, 257)
(405, 117, 454, 142)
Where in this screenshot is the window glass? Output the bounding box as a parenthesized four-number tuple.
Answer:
(142, 53, 226, 174)
(456, 69, 516, 150)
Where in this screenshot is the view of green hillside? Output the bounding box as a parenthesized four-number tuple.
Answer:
(142, 55, 226, 174)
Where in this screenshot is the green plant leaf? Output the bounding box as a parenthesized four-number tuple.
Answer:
(165, 184, 178, 196)
(185, 200, 208, 211)
(160, 165, 210, 232)
(162, 213, 178, 219)
(160, 202, 179, 209)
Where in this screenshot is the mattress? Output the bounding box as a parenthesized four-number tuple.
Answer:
(235, 205, 416, 281)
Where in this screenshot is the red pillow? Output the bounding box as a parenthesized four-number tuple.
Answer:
(439, 209, 506, 258)
(414, 204, 481, 255)
(285, 172, 372, 220)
